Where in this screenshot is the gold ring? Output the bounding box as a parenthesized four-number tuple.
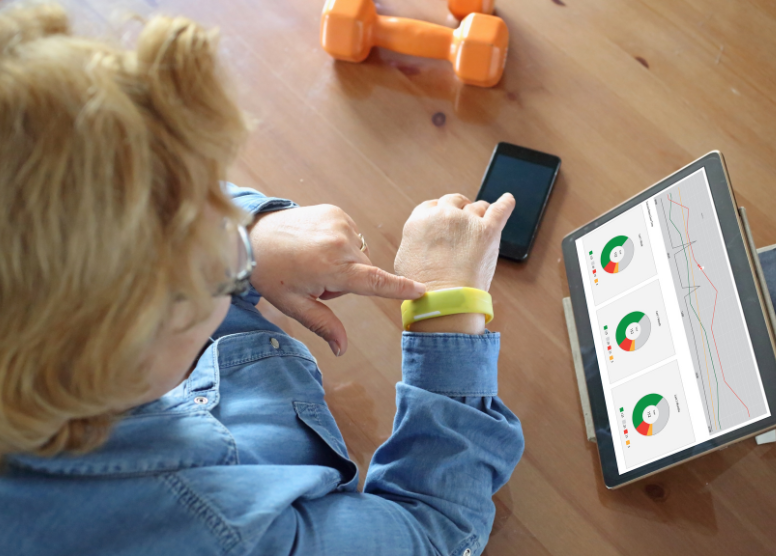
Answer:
(358, 233, 368, 252)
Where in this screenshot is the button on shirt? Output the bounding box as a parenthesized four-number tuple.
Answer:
(0, 184, 524, 556)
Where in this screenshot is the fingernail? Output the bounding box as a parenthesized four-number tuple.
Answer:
(328, 340, 341, 357)
(413, 283, 426, 296)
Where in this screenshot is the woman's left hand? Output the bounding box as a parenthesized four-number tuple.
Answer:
(248, 205, 426, 356)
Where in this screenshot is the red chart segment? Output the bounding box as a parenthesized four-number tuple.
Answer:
(635, 421, 652, 436)
(619, 337, 635, 351)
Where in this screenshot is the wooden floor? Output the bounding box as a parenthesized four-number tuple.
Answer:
(61, 0, 776, 554)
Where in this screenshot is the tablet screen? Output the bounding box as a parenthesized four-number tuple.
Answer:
(574, 167, 771, 474)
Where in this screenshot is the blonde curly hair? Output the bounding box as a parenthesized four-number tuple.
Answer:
(0, 4, 248, 456)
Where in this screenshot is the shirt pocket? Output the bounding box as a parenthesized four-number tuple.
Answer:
(293, 401, 358, 492)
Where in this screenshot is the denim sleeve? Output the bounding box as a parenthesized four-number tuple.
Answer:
(224, 182, 297, 216)
(268, 332, 524, 556)
(364, 331, 524, 555)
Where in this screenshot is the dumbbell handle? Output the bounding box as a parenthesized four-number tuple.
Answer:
(373, 16, 454, 61)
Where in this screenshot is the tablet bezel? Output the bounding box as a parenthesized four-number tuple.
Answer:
(561, 152, 776, 488)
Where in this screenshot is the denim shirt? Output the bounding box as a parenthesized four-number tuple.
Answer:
(0, 185, 524, 556)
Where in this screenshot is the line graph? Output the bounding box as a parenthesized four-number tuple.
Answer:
(656, 170, 766, 433)
(668, 192, 750, 428)
(669, 236, 715, 428)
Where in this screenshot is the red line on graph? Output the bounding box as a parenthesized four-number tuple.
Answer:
(669, 196, 751, 418)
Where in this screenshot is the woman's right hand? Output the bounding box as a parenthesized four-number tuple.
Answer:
(394, 192, 515, 333)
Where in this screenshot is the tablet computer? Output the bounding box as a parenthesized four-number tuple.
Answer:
(562, 152, 776, 488)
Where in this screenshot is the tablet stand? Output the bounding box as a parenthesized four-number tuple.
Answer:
(563, 206, 776, 444)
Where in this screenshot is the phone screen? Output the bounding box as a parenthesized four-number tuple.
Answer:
(477, 143, 560, 260)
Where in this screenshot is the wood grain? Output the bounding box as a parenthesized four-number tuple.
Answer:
(57, 0, 776, 553)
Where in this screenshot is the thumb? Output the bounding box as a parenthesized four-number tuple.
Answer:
(280, 295, 348, 356)
(346, 264, 426, 300)
(484, 192, 516, 231)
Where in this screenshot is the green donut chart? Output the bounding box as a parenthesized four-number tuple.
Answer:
(601, 235, 635, 274)
(616, 311, 651, 352)
(633, 393, 670, 436)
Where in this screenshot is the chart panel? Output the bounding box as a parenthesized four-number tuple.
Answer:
(655, 169, 768, 434)
(581, 206, 657, 306)
(612, 360, 695, 469)
(596, 280, 675, 384)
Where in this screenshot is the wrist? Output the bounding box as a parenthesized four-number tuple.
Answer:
(407, 312, 486, 335)
(247, 206, 289, 232)
(423, 279, 486, 292)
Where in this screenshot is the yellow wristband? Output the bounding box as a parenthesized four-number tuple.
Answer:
(401, 287, 493, 331)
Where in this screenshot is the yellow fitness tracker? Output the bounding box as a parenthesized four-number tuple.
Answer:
(401, 287, 493, 331)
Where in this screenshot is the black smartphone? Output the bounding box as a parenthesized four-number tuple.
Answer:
(475, 142, 561, 261)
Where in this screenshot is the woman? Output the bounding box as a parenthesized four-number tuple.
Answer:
(0, 5, 524, 555)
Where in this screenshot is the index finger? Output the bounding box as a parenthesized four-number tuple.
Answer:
(484, 192, 516, 231)
(344, 264, 426, 300)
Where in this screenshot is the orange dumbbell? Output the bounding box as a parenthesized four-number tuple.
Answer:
(320, 0, 509, 88)
(448, 0, 494, 20)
